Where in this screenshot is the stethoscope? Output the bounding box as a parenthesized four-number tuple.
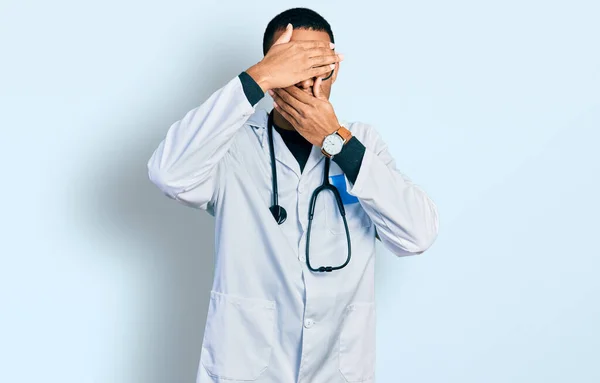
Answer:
(267, 109, 351, 272)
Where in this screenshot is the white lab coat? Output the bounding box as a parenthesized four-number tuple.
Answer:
(147, 74, 439, 383)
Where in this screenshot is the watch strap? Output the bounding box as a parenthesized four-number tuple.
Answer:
(335, 125, 352, 143)
(321, 147, 332, 158)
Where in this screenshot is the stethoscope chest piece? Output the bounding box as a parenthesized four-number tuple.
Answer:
(269, 204, 287, 224)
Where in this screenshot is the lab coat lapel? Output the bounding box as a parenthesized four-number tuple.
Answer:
(301, 144, 326, 177)
(247, 109, 302, 178)
(272, 128, 302, 179)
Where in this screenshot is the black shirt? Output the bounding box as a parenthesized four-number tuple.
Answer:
(273, 123, 313, 173)
(237, 71, 365, 184)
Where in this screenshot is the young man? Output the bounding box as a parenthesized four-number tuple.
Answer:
(147, 7, 439, 383)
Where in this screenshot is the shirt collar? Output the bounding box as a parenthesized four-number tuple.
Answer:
(246, 108, 349, 148)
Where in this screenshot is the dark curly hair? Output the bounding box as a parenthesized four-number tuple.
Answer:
(262, 7, 335, 56)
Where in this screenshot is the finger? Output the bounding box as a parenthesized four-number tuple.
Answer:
(305, 65, 335, 82)
(307, 64, 336, 79)
(306, 47, 337, 58)
(313, 76, 324, 100)
(289, 63, 335, 88)
(280, 86, 314, 105)
(273, 100, 300, 126)
(296, 40, 335, 50)
(309, 53, 344, 68)
(273, 23, 293, 46)
(272, 90, 302, 120)
(273, 87, 308, 110)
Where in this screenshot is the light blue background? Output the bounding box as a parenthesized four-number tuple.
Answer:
(1, 0, 599, 382)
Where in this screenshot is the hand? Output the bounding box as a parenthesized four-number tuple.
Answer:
(246, 23, 344, 92)
(269, 76, 340, 147)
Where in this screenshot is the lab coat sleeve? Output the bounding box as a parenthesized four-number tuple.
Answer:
(147, 75, 257, 212)
(345, 124, 440, 256)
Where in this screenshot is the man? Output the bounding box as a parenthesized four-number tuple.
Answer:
(147, 7, 439, 383)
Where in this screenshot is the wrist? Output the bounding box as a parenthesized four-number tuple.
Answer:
(246, 63, 271, 92)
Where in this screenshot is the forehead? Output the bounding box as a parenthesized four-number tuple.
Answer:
(272, 28, 331, 43)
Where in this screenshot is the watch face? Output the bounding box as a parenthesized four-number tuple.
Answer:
(323, 133, 344, 155)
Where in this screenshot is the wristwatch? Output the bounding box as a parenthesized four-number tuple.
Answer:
(321, 125, 352, 159)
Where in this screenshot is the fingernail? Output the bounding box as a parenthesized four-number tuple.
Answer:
(268, 89, 274, 96)
(330, 42, 335, 49)
(338, 54, 345, 61)
(273, 101, 279, 108)
(330, 63, 335, 69)
(287, 23, 292, 29)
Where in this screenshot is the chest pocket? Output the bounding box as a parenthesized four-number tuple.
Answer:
(325, 173, 372, 235)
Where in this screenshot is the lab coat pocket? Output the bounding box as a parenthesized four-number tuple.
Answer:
(339, 302, 376, 382)
(326, 174, 372, 235)
(201, 290, 276, 381)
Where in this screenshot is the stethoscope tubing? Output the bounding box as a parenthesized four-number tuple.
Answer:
(266, 110, 351, 272)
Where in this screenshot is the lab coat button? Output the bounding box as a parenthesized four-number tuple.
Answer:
(298, 185, 305, 193)
(304, 318, 314, 328)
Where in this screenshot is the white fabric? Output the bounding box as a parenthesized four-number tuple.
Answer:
(147, 75, 439, 383)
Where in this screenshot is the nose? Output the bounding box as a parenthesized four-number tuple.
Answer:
(296, 77, 314, 90)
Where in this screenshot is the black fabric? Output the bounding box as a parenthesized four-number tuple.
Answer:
(238, 71, 365, 183)
(273, 124, 313, 173)
(332, 136, 366, 185)
(239, 71, 265, 106)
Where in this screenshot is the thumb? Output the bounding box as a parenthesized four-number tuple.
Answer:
(313, 76, 326, 100)
(273, 23, 293, 46)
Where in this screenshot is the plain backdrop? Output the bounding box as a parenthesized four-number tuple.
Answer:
(1, 0, 599, 382)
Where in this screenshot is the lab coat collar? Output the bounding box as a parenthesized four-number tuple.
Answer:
(246, 108, 349, 178)
(246, 109, 299, 177)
